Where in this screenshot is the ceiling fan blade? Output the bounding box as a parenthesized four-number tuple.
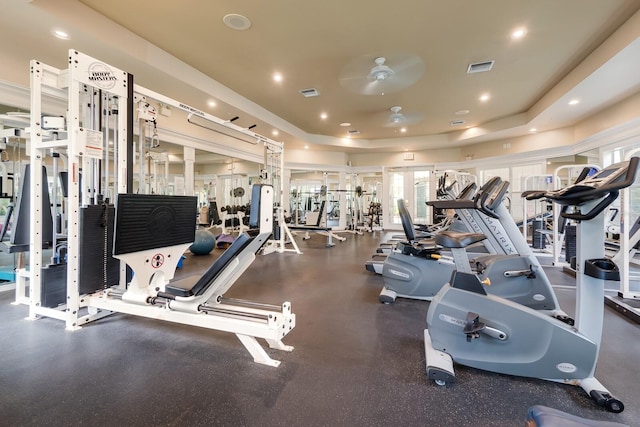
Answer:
(339, 53, 425, 95)
(361, 80, 385, 95)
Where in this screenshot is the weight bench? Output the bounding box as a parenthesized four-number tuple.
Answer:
(289, 200, 344, 247)
(164, 233, 253, 298)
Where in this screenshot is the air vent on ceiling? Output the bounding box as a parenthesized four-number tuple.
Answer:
(348, 129, 360, 135)
(467, 60, 495, 74)
(450, 120, 466, 126)
(299, 88, 320, 97)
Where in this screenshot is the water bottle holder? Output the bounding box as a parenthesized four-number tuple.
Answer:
(584, 258, 620, 281)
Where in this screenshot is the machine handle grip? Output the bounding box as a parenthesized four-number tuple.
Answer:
(477, 181, 509, 219)
(457, 182, 477, 200)
(568, 157, 639, 200)
(486, 181, 510, 211)
(522, 190, 546, 200)
(478, 176, 502, 195)
(561, 191, 618, 221)
(616, 156, 640, 190)
(525, 157, 639, 204)
(522, 167, 591, 200)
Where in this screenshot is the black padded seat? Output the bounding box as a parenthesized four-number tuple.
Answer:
(435, 230, 486, 248)
(397, 241, 439, 258)
(526, 405, 628, 426)
(165, 233, 253, 297)
(427, 199, 475, 210)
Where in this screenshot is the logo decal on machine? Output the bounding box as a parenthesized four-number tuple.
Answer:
(439, 314, 465, 328)
(88, 62, 118, 90)
(556, 362, 577, 373)
(151, 253, 165, 269)
(388, 269, 410, 279)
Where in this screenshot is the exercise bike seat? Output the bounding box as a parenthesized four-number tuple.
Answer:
(526, 405, 629, 427)
(435, 230, 486, 249)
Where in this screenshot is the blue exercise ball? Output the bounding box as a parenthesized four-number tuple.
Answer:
(190, 229, 216, 255)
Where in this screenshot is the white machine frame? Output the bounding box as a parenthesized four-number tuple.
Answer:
(20, 50, 296, 366)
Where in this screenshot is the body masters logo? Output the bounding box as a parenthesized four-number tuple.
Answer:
(88, 62, 118, 90)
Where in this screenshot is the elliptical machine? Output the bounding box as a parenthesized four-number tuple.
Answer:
(423, 157, 639, 413)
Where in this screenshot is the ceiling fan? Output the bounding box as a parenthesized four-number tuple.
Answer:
(384, 106, 424, 127)
(339, 53, 425, 95)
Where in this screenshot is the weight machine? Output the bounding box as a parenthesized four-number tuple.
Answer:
(521, 174, 553, 249)
(260, 141, 301, 255)
(19, 49, 296, 366)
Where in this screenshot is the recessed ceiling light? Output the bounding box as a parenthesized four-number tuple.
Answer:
(304, 145, 309, 149)
(568, 99, 580, 105)
(320, 112, 328, 120)
(222, 14, 251, 31)
(400, 127, 407, 133)
(273, 72, 283, 82)
(511, 27, 527, 40)
(339, 122, 351, 127)
(272, 130, 279, 136)
(455, 109, 470, 115)
(529, 128, 537, 133)
(479, 93, 491, 102)
(207, 100, 216, 107)
(52, 29, 70, 40)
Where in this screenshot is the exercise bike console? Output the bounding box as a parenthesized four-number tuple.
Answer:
(523, 157, 639, 208)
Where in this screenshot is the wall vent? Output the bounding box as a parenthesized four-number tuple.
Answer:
(450, 120, 466, 126)
(467, 60, 495, 74)
(299, 88, 320, 97)
(348, 129, 360, 135)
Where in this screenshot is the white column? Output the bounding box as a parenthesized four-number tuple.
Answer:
(184, 146, 195, 196)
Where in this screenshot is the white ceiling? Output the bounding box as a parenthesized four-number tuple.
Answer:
(1, 0, 640, 154)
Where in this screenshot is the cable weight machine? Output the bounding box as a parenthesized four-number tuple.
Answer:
(20, 50, 296, 366)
